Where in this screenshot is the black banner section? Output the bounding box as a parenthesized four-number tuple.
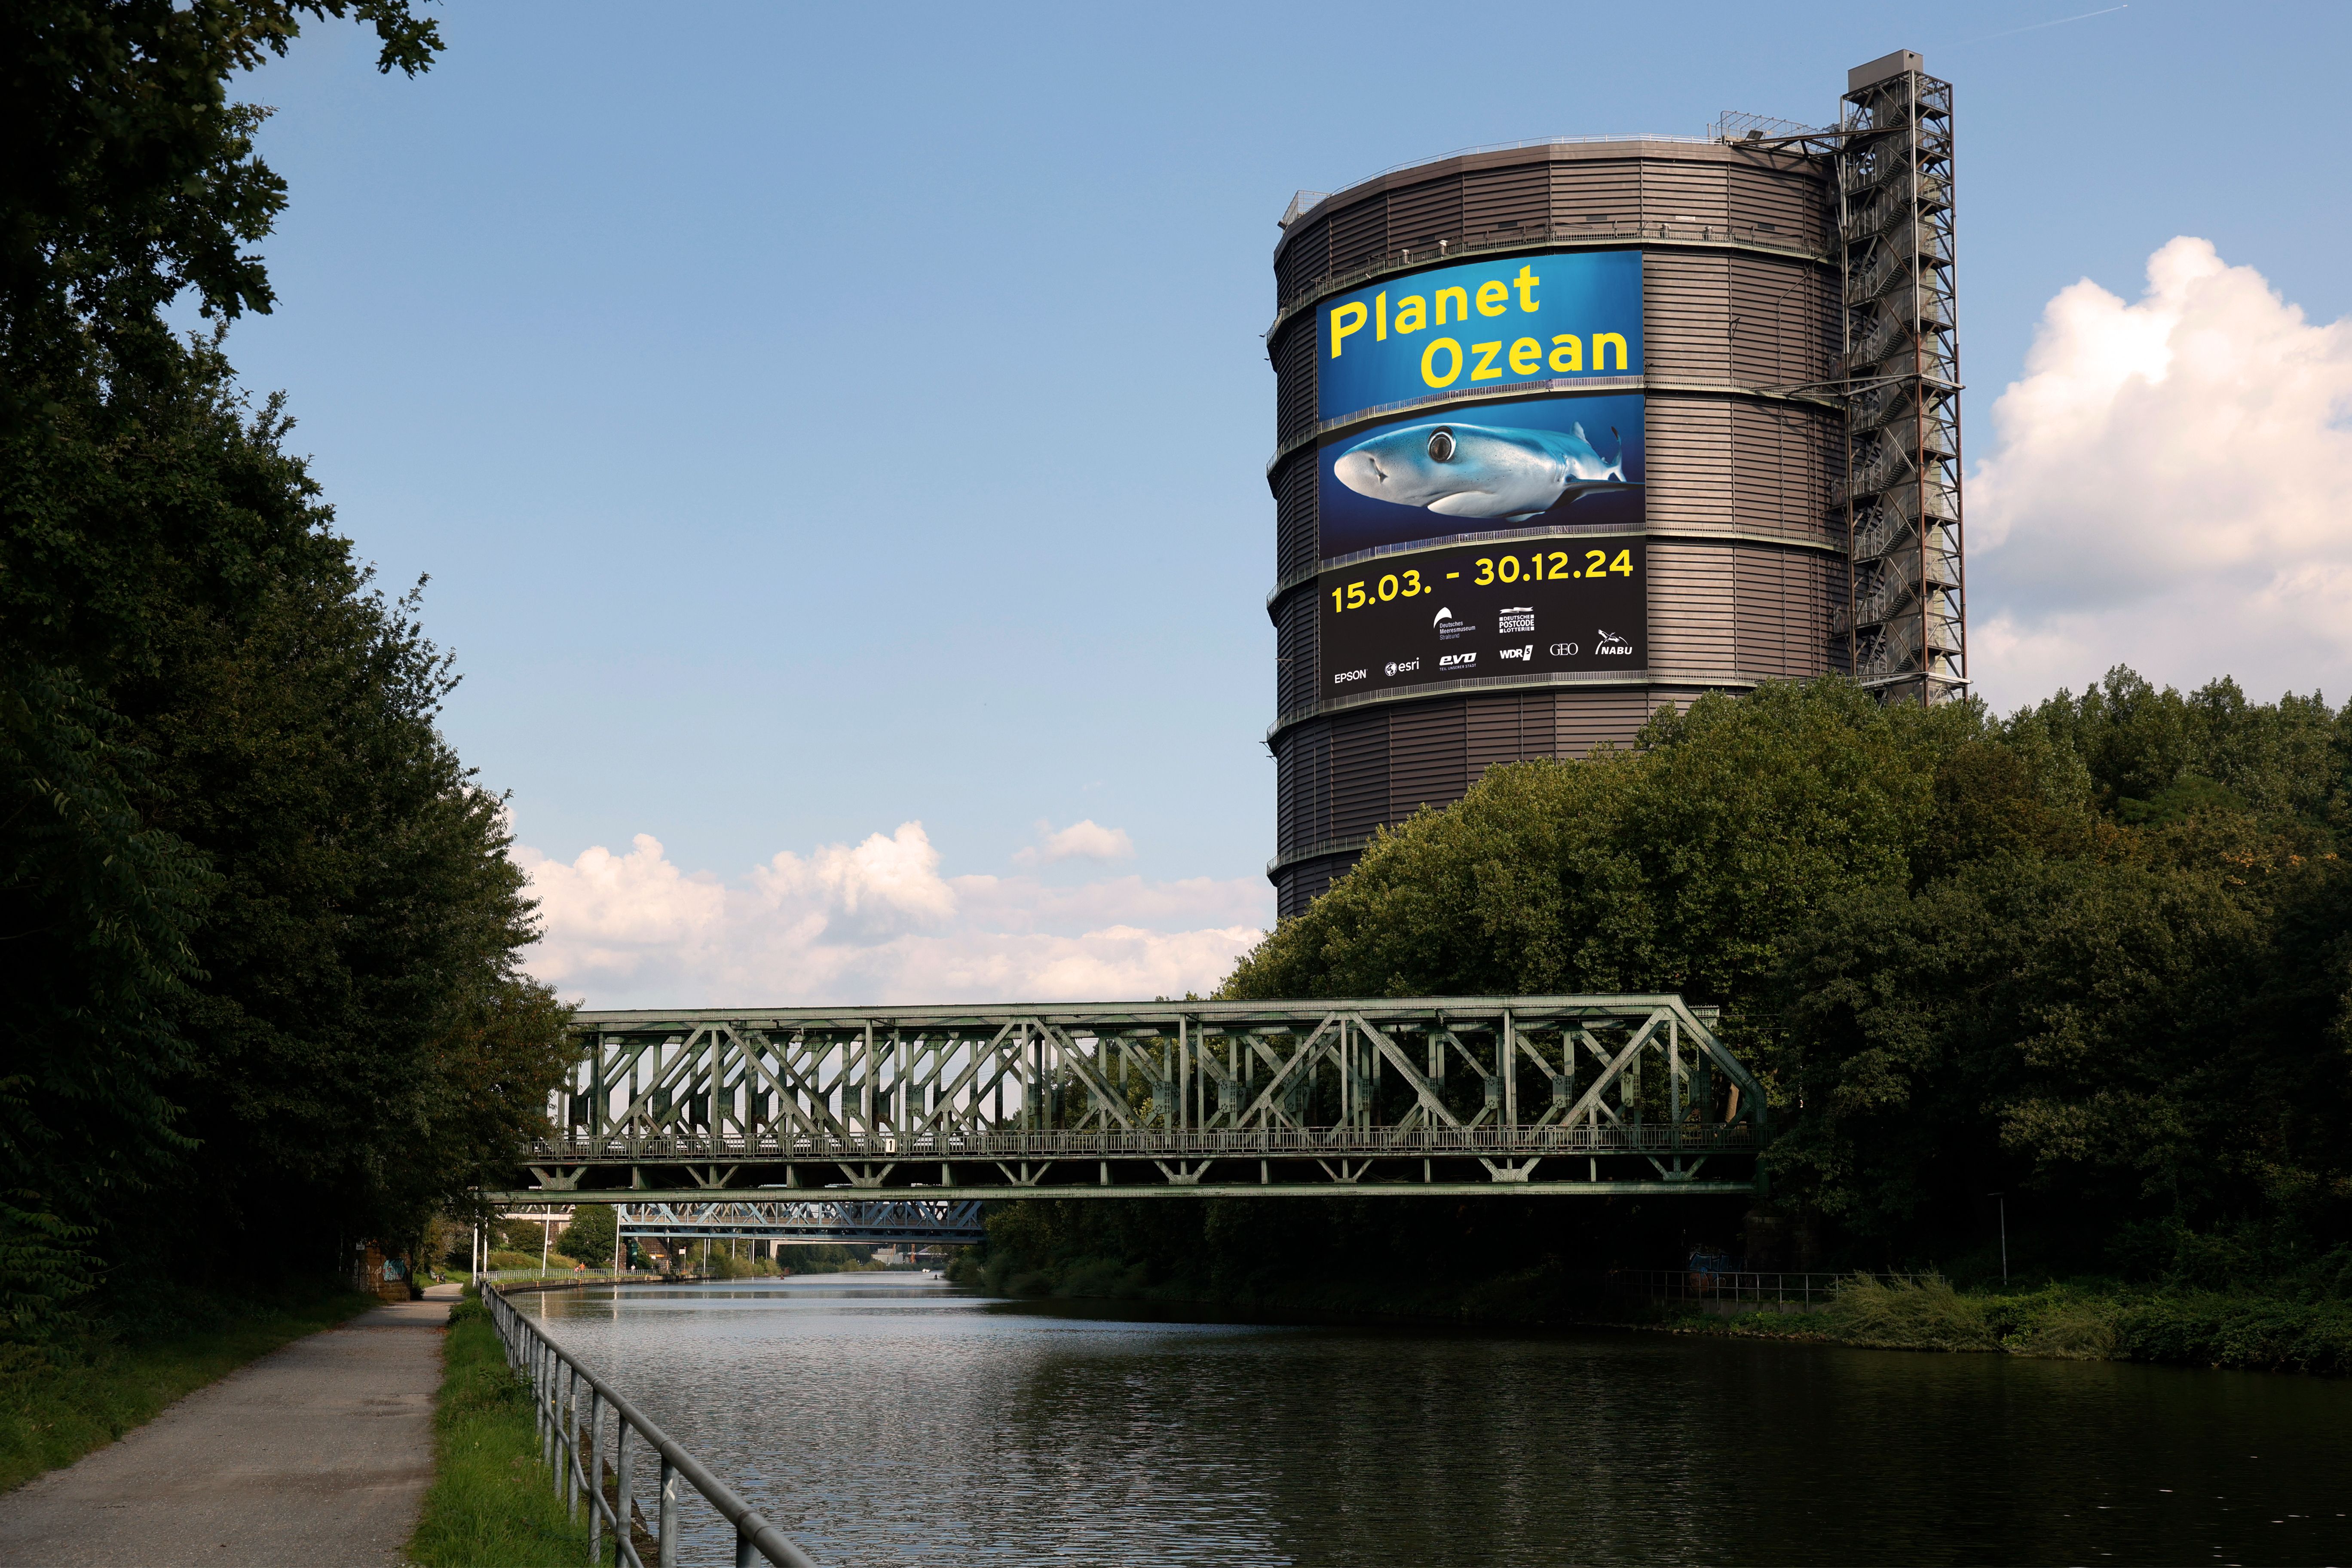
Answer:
(1317, 538, 1645, 701)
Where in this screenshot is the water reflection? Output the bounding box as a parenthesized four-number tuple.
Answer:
(527, 1276, 2352, 1566)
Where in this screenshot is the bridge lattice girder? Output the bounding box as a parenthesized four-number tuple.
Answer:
(500, 995, 1766, 1202)
(615, 1199, 985, 1246)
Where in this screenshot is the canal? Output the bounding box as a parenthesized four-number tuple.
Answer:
(522, 1274, 2352, 1566)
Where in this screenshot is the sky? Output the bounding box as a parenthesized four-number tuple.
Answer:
(214, 0, 2352, 1006)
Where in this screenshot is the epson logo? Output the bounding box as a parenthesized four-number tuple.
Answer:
(1384, 659, 1421, 677)
(1334, 668, 1369, 684)
(1438, 652, 1478, 669)
(1499, 644, 1535, 662)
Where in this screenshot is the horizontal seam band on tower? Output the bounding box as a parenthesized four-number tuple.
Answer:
(1265, 837, 1375, 877)
(1266, 670, 1764, 744)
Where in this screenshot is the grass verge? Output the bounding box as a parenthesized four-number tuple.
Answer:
(407, 1294, 592, 1567)
(0, 1280, 378, 1493)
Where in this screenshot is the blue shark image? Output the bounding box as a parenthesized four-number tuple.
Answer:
(1332, 420, 1627, 521)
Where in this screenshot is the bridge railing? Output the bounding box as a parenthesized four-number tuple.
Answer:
(529, 1121, 1757, 1163)
(484, 1283, 821, 1568)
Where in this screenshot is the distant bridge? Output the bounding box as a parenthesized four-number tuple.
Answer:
(492, 995, 1766, 1203)
(616, 1199, 985, 1246)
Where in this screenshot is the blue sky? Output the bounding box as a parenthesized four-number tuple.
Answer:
(216, 1, 2352, 1002)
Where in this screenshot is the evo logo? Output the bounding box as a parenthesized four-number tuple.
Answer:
(1438, 652, 1478, 669)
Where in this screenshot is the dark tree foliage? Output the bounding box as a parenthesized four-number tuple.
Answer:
(0, 1, 567, 1331)
(1203, 672, 2352, 1284)
(556, 1204, 616, 1266)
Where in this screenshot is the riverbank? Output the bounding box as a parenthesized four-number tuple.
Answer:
(1654, 1274, 2352, 1375)
(954, 1252, 2352, 1376)
(407, 1291, 591, 1567)
(0, 1279, 380, 1492)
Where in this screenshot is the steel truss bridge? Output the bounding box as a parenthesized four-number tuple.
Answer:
(614, 1199, 985, 1246)
(494, 995, 1765, 1204)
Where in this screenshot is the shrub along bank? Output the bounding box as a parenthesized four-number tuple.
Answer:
(1670, 1275, 2352, 1376)
(955, 1200, 2352, 1376)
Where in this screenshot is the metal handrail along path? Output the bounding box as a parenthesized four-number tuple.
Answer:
(483, 1284, 821, 1568)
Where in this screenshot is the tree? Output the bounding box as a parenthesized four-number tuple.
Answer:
(1209, 671, 2352, 1280)
(1, 2, 571, 1311)
(557, 1204, 617, 1267)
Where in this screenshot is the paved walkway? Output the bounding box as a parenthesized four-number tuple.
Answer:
(0, 1283, 462, 1568)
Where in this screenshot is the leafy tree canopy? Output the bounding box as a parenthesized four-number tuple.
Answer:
(1222, 671, 2352, 1276)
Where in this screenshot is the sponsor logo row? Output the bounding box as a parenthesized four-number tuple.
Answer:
(1334, 631, 1635, 684)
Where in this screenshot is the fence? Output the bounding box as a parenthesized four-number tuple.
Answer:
(483, 1283, 820, 1568)
(1602, 1269, 1935, 1308)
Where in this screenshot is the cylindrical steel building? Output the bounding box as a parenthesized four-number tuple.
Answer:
(1265, 134, 1849, 916)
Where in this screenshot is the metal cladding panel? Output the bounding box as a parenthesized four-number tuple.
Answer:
(1274, 584, 1318, 716)
(1730, 251, 1839, 389)
(1274, 455, 1318, 586)
(1387, 699, 1469, 821)
(1274, 328, 1318, 447)
(1644, 250, 1733, 381)
(1735, 549, 1802, 678)
(1550, 160, 1643, 224)
(1275, 720, 1332, 855)
(1727, 159, 1830, 233)
(1555, 689, 1663, 755)
(1467, 692, 1536, 778)
(1647, 541, 1740, 680)
(1638, 159, 1730, 225)
(1384, 176, 1463, 252)
(1276, 215, 1331, 302)
(1644, 396, 1734, 529)
(1730, 401, 1838, 542)
(1329, 709, 1392, 841)
(1276, 854, 1352, 919)
(1463, 163, 1553, 239)
(1329, 193, 1390, 275)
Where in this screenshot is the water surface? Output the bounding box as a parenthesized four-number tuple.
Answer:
(525, 1275, 2352, 1566)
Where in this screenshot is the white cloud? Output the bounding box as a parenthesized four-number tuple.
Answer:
(515, 822, 1267, 1008)
(1968, 237, 2352, 710)
(1013, 818, 1136, 865)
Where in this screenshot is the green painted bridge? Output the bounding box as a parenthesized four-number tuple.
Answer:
(492, 995, 1766, 1205)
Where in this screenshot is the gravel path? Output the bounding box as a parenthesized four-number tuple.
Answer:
(0, 1284, 460, 1568)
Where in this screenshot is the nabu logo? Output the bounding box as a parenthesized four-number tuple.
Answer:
(1596, 629, 1633, 657)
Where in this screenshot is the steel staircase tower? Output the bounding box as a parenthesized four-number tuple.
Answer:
(1834, 51, 1966, 703)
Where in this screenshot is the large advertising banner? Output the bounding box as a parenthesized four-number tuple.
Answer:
(1316, 392, 1646, 557)
(1315, 251, 1642, 423)
(1305, 249, 1647, 701)
(1318, 539, 1647, 698)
